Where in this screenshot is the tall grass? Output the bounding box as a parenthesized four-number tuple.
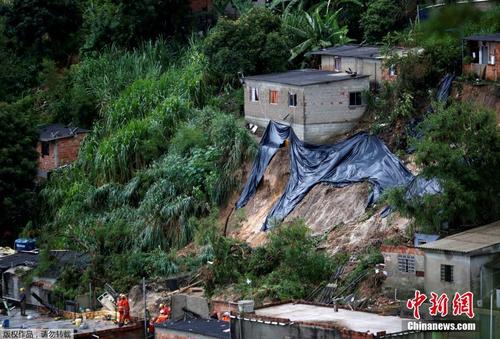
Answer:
(35, 39, 256, 290)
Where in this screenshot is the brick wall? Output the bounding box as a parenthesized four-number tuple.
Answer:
(189, 0, 212, 12)
(37, 133, 86, 172)
(463, 42, 500, 81)
(485, 42, 500, 81)
(381, 66, 398, 82)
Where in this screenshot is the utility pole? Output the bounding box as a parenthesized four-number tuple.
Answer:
(143, 277, 147, 339)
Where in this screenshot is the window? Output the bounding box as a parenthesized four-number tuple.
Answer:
(389, 64, 398, 76)
(250, 87, 259, 102)
(441, 264, 454, 282)
(269, 90, 279, 104)
(41, 142, 50, 157)
(397, 254, 416, 273)
(288, 92, 297, 107)
(334, 57, 342, 72)
(349, 92, 362, 106)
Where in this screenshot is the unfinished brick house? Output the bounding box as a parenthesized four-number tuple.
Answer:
(37, 123, 88, 178)
(308, 44, 417, 83)
(463, 33, 500, 81)
(243, 70, 369, 144)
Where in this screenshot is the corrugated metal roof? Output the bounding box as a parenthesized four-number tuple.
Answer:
(0, 253, 39, 271)
(464, 33, 500, 42)
(308, 44, 383, 59)
(243, 69, 368, 86)
(418, 220, 500, 254)
(39, 123, 88, 142)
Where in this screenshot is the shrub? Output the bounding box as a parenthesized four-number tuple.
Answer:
(203, 7, 290, 84)
(206, 220, 337, 301)
(387, 102, 500, 231)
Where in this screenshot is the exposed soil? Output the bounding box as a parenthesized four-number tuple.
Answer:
(453, 81, 500, 125)
(226, 145, 290, 247)
(320, 208, 411, 255)
(285, 183, 369, 235)
(225, 135, 412, 253)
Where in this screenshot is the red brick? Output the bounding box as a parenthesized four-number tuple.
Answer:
(37, 133, 87, 172)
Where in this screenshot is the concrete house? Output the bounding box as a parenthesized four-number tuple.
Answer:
(308, 45, 415, 83)
(37, 123, 88, 178)
(381, 245, 426, 299)
(419, 220, 500, 308)
(243, 69, 370, 144)
(0, 250, 90, 308)
(463, 33, 500, 81)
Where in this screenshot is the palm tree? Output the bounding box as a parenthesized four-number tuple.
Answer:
(284, 5, 352, 61)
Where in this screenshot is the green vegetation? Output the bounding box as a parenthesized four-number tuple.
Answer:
(205, 220, 339, 302)
(283, 5, 350, 61)
(203, 8, 290, 84)
(1, 0, 499, 300)
(0, 99, 38, 244)
(386, 102, 500, 232)
(26, 40, 256, 290)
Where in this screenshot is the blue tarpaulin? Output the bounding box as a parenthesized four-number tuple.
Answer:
(236, 121, 440, 231)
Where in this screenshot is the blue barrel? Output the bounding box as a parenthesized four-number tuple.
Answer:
(15, 238, 36, 252)
(2, 318, 9, 328)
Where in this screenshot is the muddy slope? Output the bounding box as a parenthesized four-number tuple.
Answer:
(227, 143, 411, 253)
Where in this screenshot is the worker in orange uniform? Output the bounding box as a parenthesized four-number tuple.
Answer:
(221, 312, 230, 322)
(117, 294, 125, 326)
(154, 303, 171, 324)
(117, 294, 131, 326)
(122, 294, 131, 325)
(160, 303, 171, 318)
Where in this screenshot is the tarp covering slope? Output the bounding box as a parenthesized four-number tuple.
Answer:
(236, 121, 438, 231)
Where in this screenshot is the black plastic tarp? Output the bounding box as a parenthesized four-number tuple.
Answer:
(236, 121, 439, 231)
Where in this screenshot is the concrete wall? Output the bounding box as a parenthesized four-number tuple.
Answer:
(230, 317, 378, 339)
(321, 56, 383, 82)
(75, 324, 144, 339)
(423, 252, 471, 297)
(244, 80, 306, 138)
(155, 328, 217, 339)
(171, 294, 210, 321)
(2, 270, 55, 307)
(37, 133, 86, 173)
(244, 77, 369, 144)
(302, 78, 368, 143)
(381, 245, 425, 299)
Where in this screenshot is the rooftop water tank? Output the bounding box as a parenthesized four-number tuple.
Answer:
(15, 238, 36, 252)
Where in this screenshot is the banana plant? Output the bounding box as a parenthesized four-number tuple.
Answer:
(284, 6, 352, 61)
(270, 0, 362, 16)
